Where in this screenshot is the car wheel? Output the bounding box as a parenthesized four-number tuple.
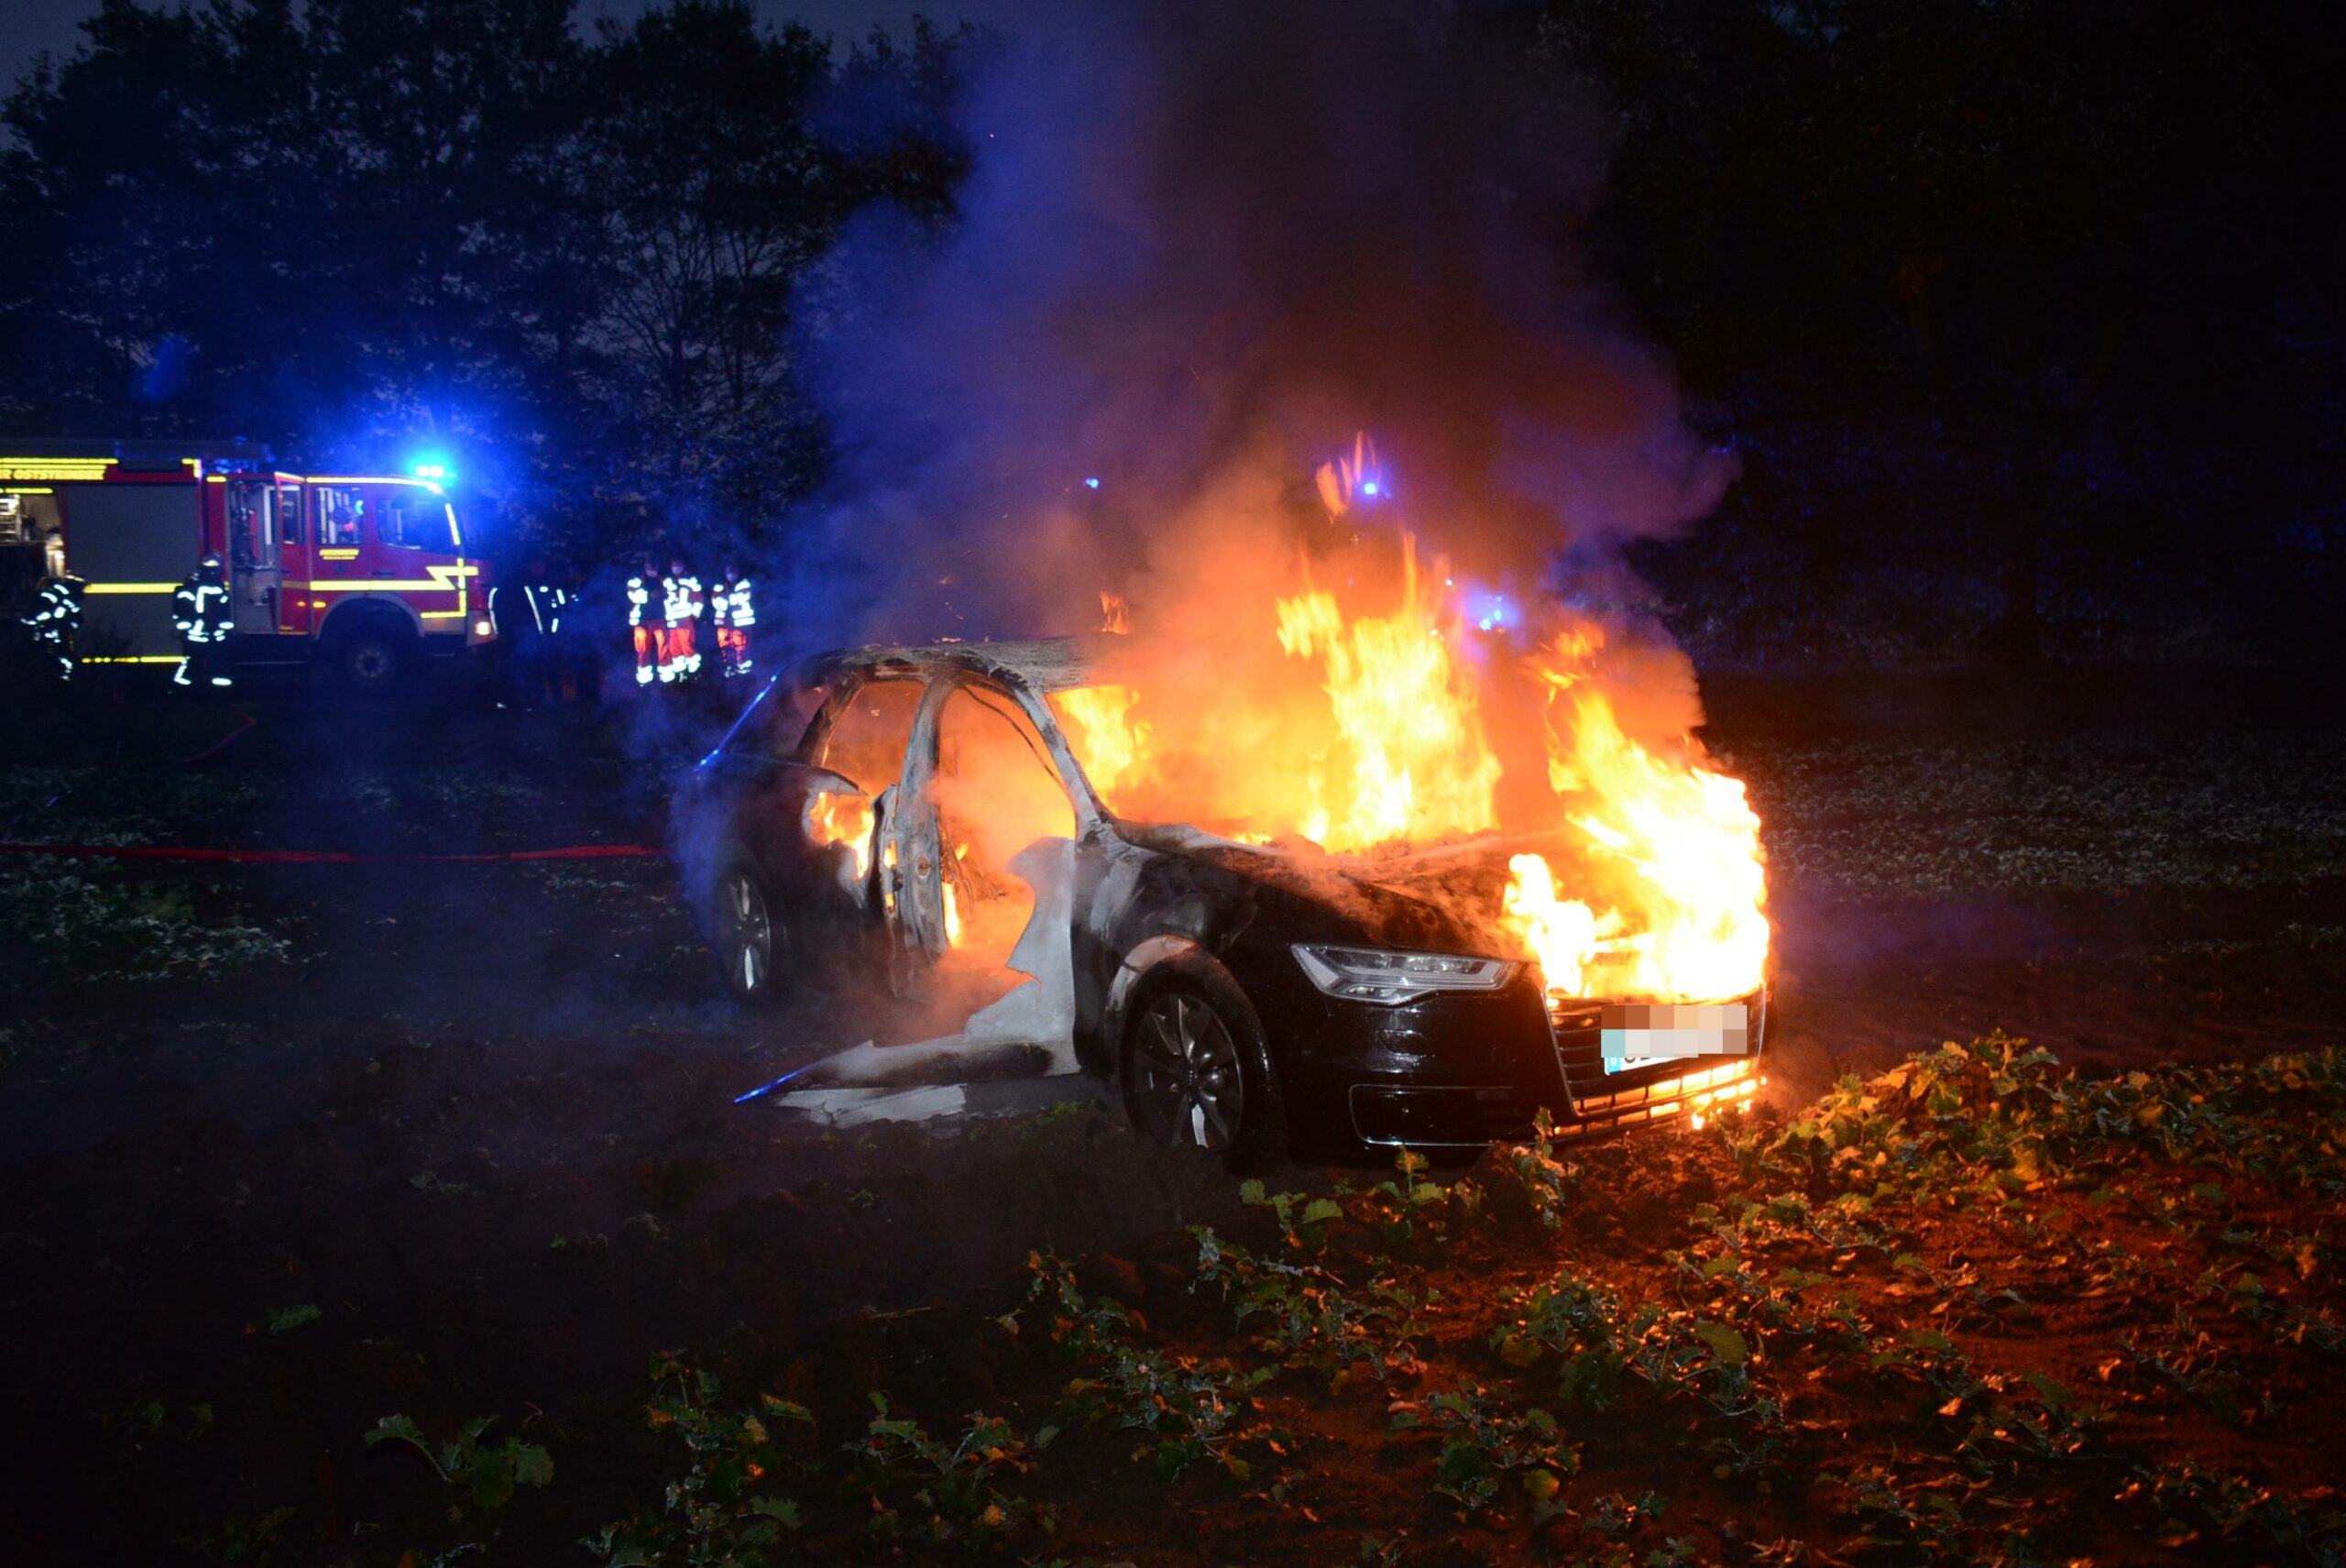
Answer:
(1119, 969, 1285, 1174)
(332, 627, 411, 694)
(717, 861, 795, 1008)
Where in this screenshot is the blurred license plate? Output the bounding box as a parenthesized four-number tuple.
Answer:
(1601, 1003, 1749, 1075)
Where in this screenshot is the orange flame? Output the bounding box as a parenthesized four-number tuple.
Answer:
(806, 791, 876, 879)
(1499, 635, 1770, 1003)
(1272, 536, 1498, 850)
(1052, 684, 1152, 801)
(1047, 434, 1767, 1006)
(1499, 852, 1600, 996)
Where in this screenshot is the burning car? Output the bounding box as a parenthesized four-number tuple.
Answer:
(676, 620, 1770, 1168)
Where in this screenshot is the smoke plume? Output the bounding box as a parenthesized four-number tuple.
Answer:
(792, 0, 1736, 663)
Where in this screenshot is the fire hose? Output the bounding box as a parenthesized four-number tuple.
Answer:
(0, 841, 662, 864)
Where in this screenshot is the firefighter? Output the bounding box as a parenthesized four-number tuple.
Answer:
(507, 557, 570, 705)
(170, 553, 236, 689)
(625, 554, 663, 688)
(21, 570, 86, 681)
(558, 562, 602, 703)
(661, 555, 705, 682)
(712, 561, 755, 680)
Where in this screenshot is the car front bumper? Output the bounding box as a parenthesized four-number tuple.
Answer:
(1255, 964, 1770, 1156)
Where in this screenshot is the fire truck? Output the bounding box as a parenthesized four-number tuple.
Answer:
(1, 439, 494, 689)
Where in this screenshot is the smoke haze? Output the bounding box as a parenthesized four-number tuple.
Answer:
(792, 0, 1737, 661)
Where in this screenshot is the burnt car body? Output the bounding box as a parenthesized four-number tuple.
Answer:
(673, 635, 1766, 1168)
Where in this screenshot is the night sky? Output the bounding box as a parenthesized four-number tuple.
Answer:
(0, 0, 986, 92)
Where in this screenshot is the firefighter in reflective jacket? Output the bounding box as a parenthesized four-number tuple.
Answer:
(170, 553, 236, 689)
(501, 560, 571, 704)
(712, 563, 755, 679)
(661, 557, 704, 682)
(21, 571, 85, 681)
(625, 556, 663, 687)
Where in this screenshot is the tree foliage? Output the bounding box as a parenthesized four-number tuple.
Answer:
(0, 0, 968, 559)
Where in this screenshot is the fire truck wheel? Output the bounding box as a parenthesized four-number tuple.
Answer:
(717, 860, 795, 1008)
(327, 620, 415, 695)
(1118, 962, 1287, 1176)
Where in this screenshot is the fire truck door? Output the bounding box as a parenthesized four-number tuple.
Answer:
(276, 481, 311, 635)
(226, 481, 281, 633)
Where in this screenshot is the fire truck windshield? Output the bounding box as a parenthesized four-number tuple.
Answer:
(378, 486, 460, 552)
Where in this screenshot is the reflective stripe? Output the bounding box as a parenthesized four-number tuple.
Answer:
(300, 564, 477, 592)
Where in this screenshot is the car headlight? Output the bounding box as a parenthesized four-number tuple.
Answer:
(1291, 944, 1519, 1006)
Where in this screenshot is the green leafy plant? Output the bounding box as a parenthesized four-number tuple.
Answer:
(1388, 1386, 1580, 1514)
(1236, 1179, 1347, 1250)
(264, 1303, 321, 1335)
(1490, 1269, 1636, 1412)
(1023, 1252, 1270, 1482)
(1495, 1109, 1581, 1229)
(585, 1354, 811, 1567)
(845, 1393, 1046, 1546)
(364, 1413, 552, 1510)
(1193, 1226, 1426, 1388)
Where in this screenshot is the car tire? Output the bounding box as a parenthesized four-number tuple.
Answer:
(1118, 963, 1287, 1175)
(715, 858, 795, 1009)
(329, 623, 413, 695)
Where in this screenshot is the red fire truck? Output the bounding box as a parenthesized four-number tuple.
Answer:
(1, 439, 494, 689)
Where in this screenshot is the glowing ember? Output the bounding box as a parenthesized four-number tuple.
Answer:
(806, 791, 876, 879)
(1272, 536, 1499, 850)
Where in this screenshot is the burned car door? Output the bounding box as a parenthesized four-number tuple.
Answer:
(801, 674, 928, 984)
(893, 676, 1085, 1007)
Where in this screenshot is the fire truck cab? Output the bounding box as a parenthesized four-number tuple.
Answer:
(1, 439, 493, 690)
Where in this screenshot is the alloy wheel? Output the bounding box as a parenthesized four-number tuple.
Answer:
(1131, 992, 1244, 1149)
(724, 869, 773, 996)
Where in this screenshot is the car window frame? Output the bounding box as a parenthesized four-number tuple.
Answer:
(804, 672, 927, 792)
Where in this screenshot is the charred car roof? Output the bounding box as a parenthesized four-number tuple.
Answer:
(801, 634, 1145, 696)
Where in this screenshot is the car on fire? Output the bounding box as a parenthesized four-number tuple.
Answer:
(674, 635, 1767, 1168)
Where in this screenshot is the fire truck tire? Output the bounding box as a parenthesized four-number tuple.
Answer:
(716, 858, 796, 1009)
(325, 618, 416, 695)
(1117, 959, 1287, 1176)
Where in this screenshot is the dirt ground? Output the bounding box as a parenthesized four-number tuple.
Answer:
(2, 669, 2343, 1563)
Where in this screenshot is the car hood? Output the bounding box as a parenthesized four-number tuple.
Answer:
(1113, 822, 1560, 959)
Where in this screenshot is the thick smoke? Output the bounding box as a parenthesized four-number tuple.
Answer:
(791, 0, 1736, 663)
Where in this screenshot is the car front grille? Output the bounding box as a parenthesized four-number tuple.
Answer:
(1544, 989, 1766, 1135)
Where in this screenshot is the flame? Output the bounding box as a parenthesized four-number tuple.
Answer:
(942, 875, 963, 947)
(1498, 852, 1600, 996)
(1099, 591, 1131, 634)
(1051, 684, 1152, 800)
(1272, 535, 1499, 851)
(1044, 434, 1766, 1006)
(1498, 635, 1770, 1003)
(806, 791, 875, 879)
